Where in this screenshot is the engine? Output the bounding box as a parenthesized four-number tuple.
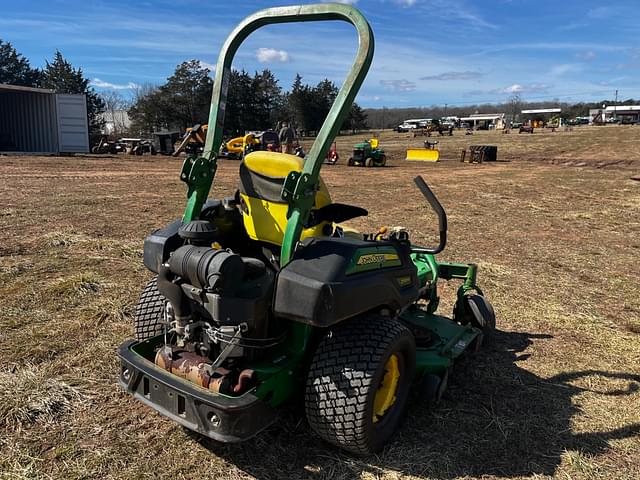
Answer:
(153, 219, 278, 396)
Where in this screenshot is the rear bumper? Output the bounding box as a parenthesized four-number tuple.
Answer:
(117, 339, 277, 443)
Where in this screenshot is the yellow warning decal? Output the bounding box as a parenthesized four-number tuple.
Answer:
(356, 253, 399, 266)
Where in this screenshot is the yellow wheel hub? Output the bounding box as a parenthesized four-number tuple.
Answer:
(373, 354, 401, 423)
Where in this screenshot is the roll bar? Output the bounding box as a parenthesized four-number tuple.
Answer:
(184, 3, 375, 263)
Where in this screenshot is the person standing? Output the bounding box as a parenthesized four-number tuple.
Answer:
(278, 121, 296, 154)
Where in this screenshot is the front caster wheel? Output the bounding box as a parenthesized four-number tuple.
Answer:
(454, 294, 496, 345)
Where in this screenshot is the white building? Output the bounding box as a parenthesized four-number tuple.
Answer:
(100, 109, 131, 135)
(588, 105, 640, 124)
(460, 113, 506, 129)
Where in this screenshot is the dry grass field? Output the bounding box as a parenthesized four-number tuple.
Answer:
(1, 125, 639, 479)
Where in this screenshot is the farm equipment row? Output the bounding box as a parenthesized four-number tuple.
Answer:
(91, 136, 157, 155)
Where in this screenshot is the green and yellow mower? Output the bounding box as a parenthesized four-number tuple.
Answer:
(347, 137, 386, 167)
(117, 3, 495, 454)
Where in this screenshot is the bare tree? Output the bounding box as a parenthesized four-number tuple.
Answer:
(99, 90, 132, 136)
(507, 93, 522, 125)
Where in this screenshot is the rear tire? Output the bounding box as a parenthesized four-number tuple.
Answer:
(365, 157, 374, 167)
(380, 154, 387, 167)
(305, 315, 415, 454)
(347, 157, 355, 166)
(133, 277, 166, 340)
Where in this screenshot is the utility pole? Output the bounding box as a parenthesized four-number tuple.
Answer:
(444, 103, 448, 118)
(614, 89, 618, 122)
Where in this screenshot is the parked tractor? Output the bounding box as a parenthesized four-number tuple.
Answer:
(347, 137, 386, 167)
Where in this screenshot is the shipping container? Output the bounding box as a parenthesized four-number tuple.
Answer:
(0, 84, 89, 154)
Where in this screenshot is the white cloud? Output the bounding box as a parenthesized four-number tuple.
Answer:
(496, 83, 550, 94)
(576, 51, 596, 61)
(395, 0, 417, 6)
(200, 61, 216, 70)
(91, 78, 139, 90)
(380, 79, 416, 92)
(421, 71, 484, 81)
(256, 48, 290, 63)
(549, 63, 581, 76)
(616, 48, 640, 69)
(334, 0, 359, 4)
(587, 6, 614, 19)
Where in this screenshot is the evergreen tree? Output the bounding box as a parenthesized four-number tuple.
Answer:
(308, 79, 339, 132)
(344, 103, 368, 132)
(159, 60, 213, 129)
(225, 69, 253, 135)
(40, 50, 105, 135)
(288, 74, 308, 130)
(251, 69, 284, 130)
(0, 39, 40, 86)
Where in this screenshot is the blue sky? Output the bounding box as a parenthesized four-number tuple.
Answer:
(2, 0, 639, 107)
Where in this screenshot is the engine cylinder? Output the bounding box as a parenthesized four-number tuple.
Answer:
(169, 245, 245, 293)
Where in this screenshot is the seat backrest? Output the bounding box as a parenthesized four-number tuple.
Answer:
(369, 138, 378, 149)
(239, 151, 332, 246)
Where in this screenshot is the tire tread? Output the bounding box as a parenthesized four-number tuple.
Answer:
(305, 316, 413, 454)
(133, 277, 165, 340)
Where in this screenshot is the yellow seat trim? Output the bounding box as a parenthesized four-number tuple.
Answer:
(240, 194, 328, 245)
(244, 151, 304, 178)
(239, 151, 334, 246)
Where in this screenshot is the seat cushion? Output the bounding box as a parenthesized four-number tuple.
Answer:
(238, 151, 332, 246)
(244, 151, 304, 178)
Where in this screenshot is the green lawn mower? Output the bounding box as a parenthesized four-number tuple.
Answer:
(347, 137, 386, 167)
(117, 3, 495, 454)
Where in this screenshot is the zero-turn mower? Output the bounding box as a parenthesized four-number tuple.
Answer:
(117, 3, 495, 454)
(347, 136, 386, 167)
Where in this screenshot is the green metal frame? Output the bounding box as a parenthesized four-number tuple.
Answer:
(180, 3, 374, 267)
(151, 3, 485, 408)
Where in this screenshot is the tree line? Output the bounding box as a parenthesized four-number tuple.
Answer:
(4, 37, 634, 140)
(128, 60, 368, 137)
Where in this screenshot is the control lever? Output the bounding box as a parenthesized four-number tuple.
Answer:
(412, 176, 447, 255)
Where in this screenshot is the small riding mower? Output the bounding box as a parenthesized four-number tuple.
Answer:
(347, 137, 386, 167)
(117, 3, 495, 454)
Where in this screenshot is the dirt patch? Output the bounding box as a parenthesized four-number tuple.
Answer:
(1, 126, 639, 479)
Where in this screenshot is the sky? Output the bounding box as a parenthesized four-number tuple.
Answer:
(1, 0, 639, 108)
